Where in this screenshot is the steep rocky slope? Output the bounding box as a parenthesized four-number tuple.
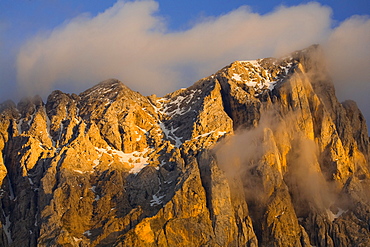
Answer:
(0, 45, 369, 246)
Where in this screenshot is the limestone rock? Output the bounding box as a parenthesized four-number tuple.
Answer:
(0, 45, 368, 246)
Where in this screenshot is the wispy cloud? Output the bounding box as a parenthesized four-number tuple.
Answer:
(214, 111, 339, 214)
(16, 0, 370, 125)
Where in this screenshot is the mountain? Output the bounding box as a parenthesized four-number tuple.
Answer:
(0, 45, 369, 246)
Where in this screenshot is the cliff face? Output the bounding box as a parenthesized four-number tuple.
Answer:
(0, 45, 369, 246)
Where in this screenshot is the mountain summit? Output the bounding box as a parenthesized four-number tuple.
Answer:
(0, 45, 369, 246)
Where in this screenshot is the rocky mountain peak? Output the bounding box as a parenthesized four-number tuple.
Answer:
(80, 78, 125, 98)
(0, 46, 369, 246)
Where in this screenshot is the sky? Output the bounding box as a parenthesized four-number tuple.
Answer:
(0, 0, 369, 128)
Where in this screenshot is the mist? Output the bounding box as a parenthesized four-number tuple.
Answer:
(213, 111, 339, 217)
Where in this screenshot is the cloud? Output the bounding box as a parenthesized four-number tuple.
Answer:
(214, 111, 338, 215)
(325, 16, 370, 127)
(17, 0, 167, 96)
(15, 0, 370, 128)
(0, 21, 18, 101)
(16, 0, 332, 97)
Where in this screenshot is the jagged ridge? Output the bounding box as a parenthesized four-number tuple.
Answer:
(0, 45, 369, 246)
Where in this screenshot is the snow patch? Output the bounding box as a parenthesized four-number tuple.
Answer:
(8, 179, 15, 200)
(240, 60, 260, 66)
(150, 177, 165, 206)
(334, 208, 347, 218)
(159, 122, 183, 148)
(232, 60, 293, 93)
(92, 159, 99, 168)
(95, 147, 150, 174)
(73, 237, 83, 242)
(158, 89, 199, 117)
(150, 194, 165, 206)
(73, 169, 84, 174)
(90, 186, 96, 193)
(26, 112, 36, 128)
(17, 118, 23, 134)
(327, 208, 348, 222)
(231, 74, 242, 81)
(192, 131, 227, 140)
(129, 162, 148, 175)
(89, 186, 100, 201)
(3, 212, 12, 244)
(137, 126, 148, 134)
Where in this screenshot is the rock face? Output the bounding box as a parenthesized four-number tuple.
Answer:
(0, 45, 369, 246)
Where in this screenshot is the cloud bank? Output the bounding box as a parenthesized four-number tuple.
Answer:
(16, 0, 370, 124)
(325, 16, 370, 118)
(17, 0, 332, 96)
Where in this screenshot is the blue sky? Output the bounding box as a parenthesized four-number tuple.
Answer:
(1, 1, 368, 48)
(0, 0, 369, 126)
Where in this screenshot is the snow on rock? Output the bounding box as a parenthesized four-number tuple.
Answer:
(150, 194, 165, 206)
(230, 59, 294, 93)
(73, 237, 83, 242)
(231, 74, 242, 81)
(158, 122, 183, 147)
(73, 169, 84, 174)
(150, 177, 165, 206)
(3, 213, 12, 244)
(334, 208, 347, 218)
(155, 89, 203, 147)
(95, 146, 150, 174)
(17, 118, 23, 135)
(326, 208, 348, 222)
(158, 89, 200, 117)
(129, 162, 148, 175)
(92, 159, 100, 168)
(240, 59, 260, 66)
(192, 131, 227, 140)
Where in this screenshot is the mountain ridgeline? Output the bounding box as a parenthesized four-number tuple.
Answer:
(0, 45, 369, 246)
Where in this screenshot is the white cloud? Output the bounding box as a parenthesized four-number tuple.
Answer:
(325, 16, 370, 123)
(15, 1, 370, 126)
(16, 0, 332, 97)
